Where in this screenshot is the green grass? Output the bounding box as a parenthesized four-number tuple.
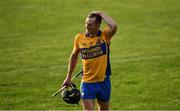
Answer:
(0, 0, 180, 110)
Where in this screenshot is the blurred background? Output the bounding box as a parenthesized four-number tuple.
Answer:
(0, 0, 180, 110)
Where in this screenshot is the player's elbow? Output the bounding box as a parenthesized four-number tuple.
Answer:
(110, 23, 118, 33)
(110, 24, 118, 35)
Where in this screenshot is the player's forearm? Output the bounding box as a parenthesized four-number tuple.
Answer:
(67, 53, 78, 78)
(100, 12, 117, 31)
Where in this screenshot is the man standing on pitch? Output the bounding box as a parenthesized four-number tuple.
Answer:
(62, 11, 118, 110)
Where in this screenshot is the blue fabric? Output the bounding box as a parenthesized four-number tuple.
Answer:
(80, 77, 111, 102)
(106, 43, 111, 76)
(80, 42, 106, 59)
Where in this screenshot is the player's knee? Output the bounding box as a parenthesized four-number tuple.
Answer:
(97, 100, 110, 110)
(82, 99, 95, 110)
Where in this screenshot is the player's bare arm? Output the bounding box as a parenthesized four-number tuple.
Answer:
(62, 48, 79, 86)
(91, 11, 118, 37)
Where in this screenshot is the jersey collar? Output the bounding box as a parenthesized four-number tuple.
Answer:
(86, 30, 102, 37)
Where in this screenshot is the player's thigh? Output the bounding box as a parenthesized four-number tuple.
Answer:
(82, 99, 95, 110)
(97, 99, 110, 110)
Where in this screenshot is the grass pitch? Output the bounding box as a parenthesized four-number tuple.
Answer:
(0, 0, 180, 110)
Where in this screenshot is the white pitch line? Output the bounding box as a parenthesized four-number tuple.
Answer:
(111, 53, 180, 63)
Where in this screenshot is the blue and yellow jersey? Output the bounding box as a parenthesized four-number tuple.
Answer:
(73, 28, 112, 83)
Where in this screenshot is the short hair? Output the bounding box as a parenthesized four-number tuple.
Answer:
(87, 13, 102, 24)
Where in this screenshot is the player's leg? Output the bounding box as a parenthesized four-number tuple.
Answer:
(82, 99, 95, 110)
(97, 99, 110, 110)
(96, 77, 111, 110)
(81, 82, 97, 110)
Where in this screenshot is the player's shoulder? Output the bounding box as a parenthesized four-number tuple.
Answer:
(77, 33, 85, 36)
(75, 33, 85, 39)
